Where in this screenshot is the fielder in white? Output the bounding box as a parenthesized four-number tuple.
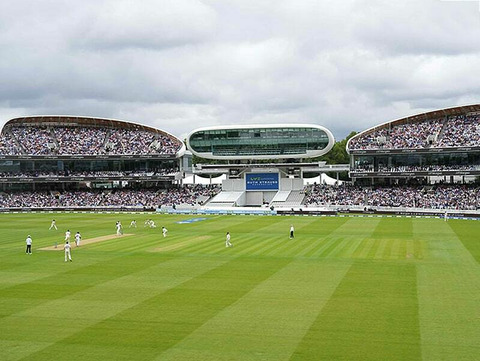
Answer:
(65, 230, 71, 242)
(144, 219, 156, 228)
(49, 219, 58, 230)
(64, 241, 72, 262)
(116, 221, 123, 236)
(75, 232, 81, 247)
(162, 226, 168, 237)
(129, 220, 137, 228)
(225, 232, 233, 248)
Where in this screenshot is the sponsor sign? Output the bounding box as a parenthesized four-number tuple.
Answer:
(350, 170, 478, 177)
(245, 173, 279, 191)
(176, 217, 208, 224)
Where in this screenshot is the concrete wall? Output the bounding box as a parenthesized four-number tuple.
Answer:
(222, 179, 245, 191)
(245, 191, 263, 206)
(280, 177, 303, 191)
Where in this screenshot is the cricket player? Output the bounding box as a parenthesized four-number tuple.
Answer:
(289, 225, 295, 239)
(129, 220, 137, 228)
(65, 229, 71, 242)
(145, 219, 156, 228)
(25, 235, 32, 254)
(75, 232, 81, 247)
(116, 221, 123, 235)
(49, 219, 58, 230)
(225, 232, 233, 248)
(64, 241, 72, 262)
(162, 226, 168, 237)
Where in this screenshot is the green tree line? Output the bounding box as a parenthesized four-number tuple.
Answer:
(314, 131, 357, 165)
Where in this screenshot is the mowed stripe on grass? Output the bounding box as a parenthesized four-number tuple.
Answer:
(23, 257, 291, 360)
(291, 261, 421, 361)
(2, 255, 231, 361)
(155, 259, 352, 361)
(414, 220, 480, 361)
(0, 213, 479, 360)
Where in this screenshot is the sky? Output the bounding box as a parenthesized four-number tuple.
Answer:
(0, 0, 479, 141)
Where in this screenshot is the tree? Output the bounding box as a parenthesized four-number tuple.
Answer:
(316, 131, 357, 165)
(309, 131, 357, 181)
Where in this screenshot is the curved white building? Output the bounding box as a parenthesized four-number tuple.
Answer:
(186, 124, 335, 160)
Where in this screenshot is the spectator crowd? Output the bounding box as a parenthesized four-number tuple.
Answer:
(0, 131, 23, 155)
(1, 184, 477, 210)
(349, 114, 480, 150)
(0, 185, 221, 208)
(437, 115, 480, 147)
(0, 125, 183, 156)
(304, 184, 480, 210)
(0, 169, 179, 178)
(353, 164, 479, 173)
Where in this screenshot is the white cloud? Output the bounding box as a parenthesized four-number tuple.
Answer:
(353, 0, 480, 55)
(0, 0, 479, 140)
(77, 0, 217, 49)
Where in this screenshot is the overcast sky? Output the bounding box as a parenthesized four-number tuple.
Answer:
(0, 0, 479, 141)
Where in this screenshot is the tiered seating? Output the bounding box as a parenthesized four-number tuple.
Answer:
(0, 169, 179, 179)
(0, 131, 23, 155)
(206, 191, 244, 207)
(0, 185, 221, 208)
(270, 191, 291, 204)
(105, 128, 181, 155)
(349, 114, 480, 151)
(270, 191, 305, 208)
(0, 123, 183, 156)
(282, 190, 305, 207)
(54, 126, 108, 155)
(437, 115, 480, 147)
(304, 184, 479, 210)
(10, 126, 55, 155)
(349, 118, 444, 150)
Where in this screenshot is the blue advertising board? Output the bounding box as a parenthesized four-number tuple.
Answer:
(245, 173, 279, 191)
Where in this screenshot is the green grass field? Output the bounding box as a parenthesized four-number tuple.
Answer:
(0, 212, 479, 360)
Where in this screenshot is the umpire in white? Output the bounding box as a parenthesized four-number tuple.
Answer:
(25, 235, 32, 254)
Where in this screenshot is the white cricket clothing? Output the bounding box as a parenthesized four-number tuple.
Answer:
(64, 243, 72, 262)
(225, 234, 232, 247)
(162, 227, 168, 237)
(75, 233, 81, 246)
(65, 231, 71, 241)
(26, 236, 33, 254)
